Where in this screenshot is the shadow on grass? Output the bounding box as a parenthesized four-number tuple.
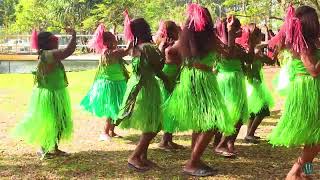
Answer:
(1, 138, 301, 179)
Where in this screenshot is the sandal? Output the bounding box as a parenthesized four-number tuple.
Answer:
(244, 136, 260, 144)
(214, 150, 236, 158)
(127, 162, 151, 172)
(111, 133, 123, 138)
(183, 166, 217, 177)
(52, 149, 69, 157)
(254, 136, 261, 139)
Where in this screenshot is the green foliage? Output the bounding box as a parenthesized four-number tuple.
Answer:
(0, 0, 18, 33)
(3, 0, 320, 34)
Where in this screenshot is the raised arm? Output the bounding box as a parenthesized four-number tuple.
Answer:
(53, 28, 77, 61)
(109, 41, 133, 59)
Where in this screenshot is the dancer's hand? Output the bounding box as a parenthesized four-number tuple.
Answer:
(227, 15, 236, 32)
(65, 28, 76, 36)
(126, 41, 133, 49)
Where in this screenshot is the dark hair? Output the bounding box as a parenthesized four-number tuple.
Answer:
(130, 18, 153, 45)
(222, 17, 241, 41)
(164, 20, 180, 40)
(179, 7, 216, 57)
(103, 31, 116, 48)
(248, 23, 262, 39)
(38, 32, 54, 50)
(295, 6, 320, 51)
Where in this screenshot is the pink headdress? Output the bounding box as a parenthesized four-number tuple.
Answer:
(215, 19, 227, 45)
(30, 29, 38, 50)
(123, 10, 134, 42)
(235, 26, 250, 50)
(187, 3, 207, 32)
(268, 5, 307, 53)
(156, 20, 168, 39)
(88, 24, 106, 54)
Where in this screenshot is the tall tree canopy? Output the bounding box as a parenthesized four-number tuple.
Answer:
(1, 0, 320, 34)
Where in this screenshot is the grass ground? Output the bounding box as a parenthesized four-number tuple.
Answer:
(0, 67, 319, 179)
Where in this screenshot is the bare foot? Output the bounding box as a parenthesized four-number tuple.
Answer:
(286, 163, 312, 180)
(227, 141, 238, 154)
(99, 134, 112, 141)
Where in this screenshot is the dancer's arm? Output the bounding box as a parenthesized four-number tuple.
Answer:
(53, 28, 77, 61)
(110, 41, 133, 59)
(301, 51, 320, 77)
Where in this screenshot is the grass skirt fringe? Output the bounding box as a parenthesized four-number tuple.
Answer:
(159, 80, 174, 133)
(217, 71, 249, 124)
(164, 67, 234, 134)
(273, 61, 291, 97)
(269, 75, 320, 147)
(14, 87, 72, 151)
(119, 75, 162, 133)
(246, 77, 274, 114)
(80, 79, 127, 121)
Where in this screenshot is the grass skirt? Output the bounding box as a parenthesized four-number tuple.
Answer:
(217, 71, 249, 125)
(269, 75, 320, 147)
(159, 80, 174, 133)
(246, 77, 274, 114)
(80, 79, 127, 121)
(273, 61, 291, 97)
(164, 67, 234, 134)
(119, 74, 162, 133)
(14, 87, 72, 151)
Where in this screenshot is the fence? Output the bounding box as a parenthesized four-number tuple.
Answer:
(0, 34, 126, 55)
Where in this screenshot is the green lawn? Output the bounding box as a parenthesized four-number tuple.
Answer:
(0, 69, 319, 179)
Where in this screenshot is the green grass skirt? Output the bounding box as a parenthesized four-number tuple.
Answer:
(246, 78, 274, 114)
(80, 79, 127, 121)
(273, 61, 291, 97)
(164, 67, 234, 134)
(159, 80, 175, 133)
(217, 71, 249, 125)
(14, 87, 72, 151)
(269, 75, 320, 147)
(119, 75, 162, 133)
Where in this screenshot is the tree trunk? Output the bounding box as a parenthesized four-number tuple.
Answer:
(113, 23, 117, 34)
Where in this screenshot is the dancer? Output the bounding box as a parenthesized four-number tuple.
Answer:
(80, 24, 131, 141)
(155, 20, 183, 150)
(236, 24, 275, 143)
(214, 16, 249, 157)
(268, 5, 320, 179)
(116, 13, 171, 171)
(14, 28, 77, 159)
(165, 4, 234, 176)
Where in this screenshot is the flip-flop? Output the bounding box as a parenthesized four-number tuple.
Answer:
(37, 151, 55, 160)
(254, 136, 261, 139)
(244, 136, 260, 144)
(214, 150, 236, 158)
(158, 144, 175, 152)
(183, 166, 217, 177)
(127, 163, 150, 172)
(111, 134, 123, 138)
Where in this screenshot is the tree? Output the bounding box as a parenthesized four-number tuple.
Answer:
(9, 0, 48, 33)
(0, 0, 18, 33)
(83, 0, 139, 33)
